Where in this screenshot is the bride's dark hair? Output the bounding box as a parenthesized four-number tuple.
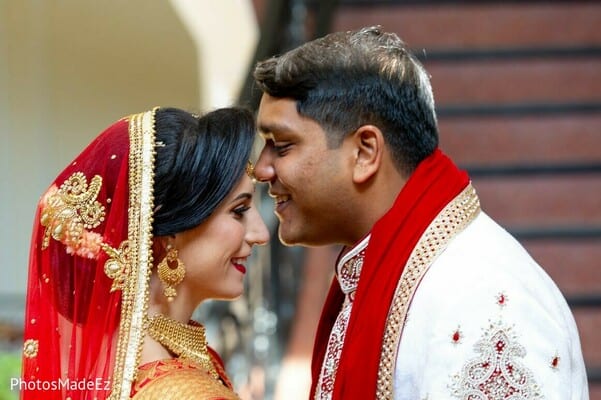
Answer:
(152, 107, 255, 236)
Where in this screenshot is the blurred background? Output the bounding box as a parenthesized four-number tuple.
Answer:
(0, 0, 599, 399)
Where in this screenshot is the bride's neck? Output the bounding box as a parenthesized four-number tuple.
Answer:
(147, 274, 197, 323)
(140, 275, 199, 365)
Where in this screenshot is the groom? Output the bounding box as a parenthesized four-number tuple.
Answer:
(252, 26, 588, 399)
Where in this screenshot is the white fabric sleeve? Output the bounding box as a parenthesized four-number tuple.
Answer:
(393, 213, 589, 400)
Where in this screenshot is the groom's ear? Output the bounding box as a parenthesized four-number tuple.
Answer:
(349, 125, 384, 184)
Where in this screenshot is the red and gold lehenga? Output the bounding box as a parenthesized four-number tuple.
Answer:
(21, 109, 240, 399)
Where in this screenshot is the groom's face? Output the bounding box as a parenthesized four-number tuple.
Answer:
(255, 94, 354, 247)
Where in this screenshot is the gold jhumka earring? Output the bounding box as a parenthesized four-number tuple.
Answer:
(157, 245, 185, 301)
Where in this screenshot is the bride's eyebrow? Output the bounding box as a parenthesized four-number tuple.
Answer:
(230, 193, 252, 204)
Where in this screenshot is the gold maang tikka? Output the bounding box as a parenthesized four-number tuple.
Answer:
(246, 161, 255, 179)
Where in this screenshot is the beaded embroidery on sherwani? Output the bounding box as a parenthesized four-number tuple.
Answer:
(448, 292, 543, 399)
(449, 319, 542, 399)
(377, 184, 481, 398)
(315, 235, 370, 400)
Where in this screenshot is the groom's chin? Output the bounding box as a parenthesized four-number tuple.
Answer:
(277, 223, 305, 247)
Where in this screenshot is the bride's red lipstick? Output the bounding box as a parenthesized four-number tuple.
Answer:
(233, 263, 246, 274)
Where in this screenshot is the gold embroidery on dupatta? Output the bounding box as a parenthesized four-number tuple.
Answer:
(23, 339, 39, 358)
(376, 184, 481, 399)
(40, 172, 106, 257)
(39, 171, 132, 291)
(102, 240, 130, 292)
(109, 109, 157, 400)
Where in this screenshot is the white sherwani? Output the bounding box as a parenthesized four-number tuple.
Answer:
(394, 212, 589, 399)
(315, 183, 588, 400)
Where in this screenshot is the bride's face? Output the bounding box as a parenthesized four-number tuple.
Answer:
(174, 175, 269, 302)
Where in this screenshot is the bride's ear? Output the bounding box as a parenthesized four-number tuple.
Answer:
(153, 235, 174, 261)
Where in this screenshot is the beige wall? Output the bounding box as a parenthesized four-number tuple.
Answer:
(0, 1, 257, 307)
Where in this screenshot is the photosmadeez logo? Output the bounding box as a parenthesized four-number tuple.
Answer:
(11, 377, 111, 392)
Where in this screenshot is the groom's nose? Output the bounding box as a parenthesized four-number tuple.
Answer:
(254, 145, 276, 183)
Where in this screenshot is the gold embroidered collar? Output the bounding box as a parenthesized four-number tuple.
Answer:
(336, 235, 370, 295)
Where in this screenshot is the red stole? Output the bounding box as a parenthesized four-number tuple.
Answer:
(310, 149, 469, 399)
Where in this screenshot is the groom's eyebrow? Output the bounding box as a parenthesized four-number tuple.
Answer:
(258, 121, 293, 137)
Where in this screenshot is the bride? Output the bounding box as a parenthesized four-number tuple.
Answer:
(20, 106, 269, 399)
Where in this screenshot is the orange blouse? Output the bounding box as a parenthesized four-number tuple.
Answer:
(131, 353, 239, 400)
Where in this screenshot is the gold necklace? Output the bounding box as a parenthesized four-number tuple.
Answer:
(147, 314, 219, 380)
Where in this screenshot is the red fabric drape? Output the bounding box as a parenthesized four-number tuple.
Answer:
(21, 120, 131, 399)
(310, 149, 469, 399)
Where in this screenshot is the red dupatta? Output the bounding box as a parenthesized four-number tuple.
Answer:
(21, 110, 157, 400)
(310, 149, 469, 399)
